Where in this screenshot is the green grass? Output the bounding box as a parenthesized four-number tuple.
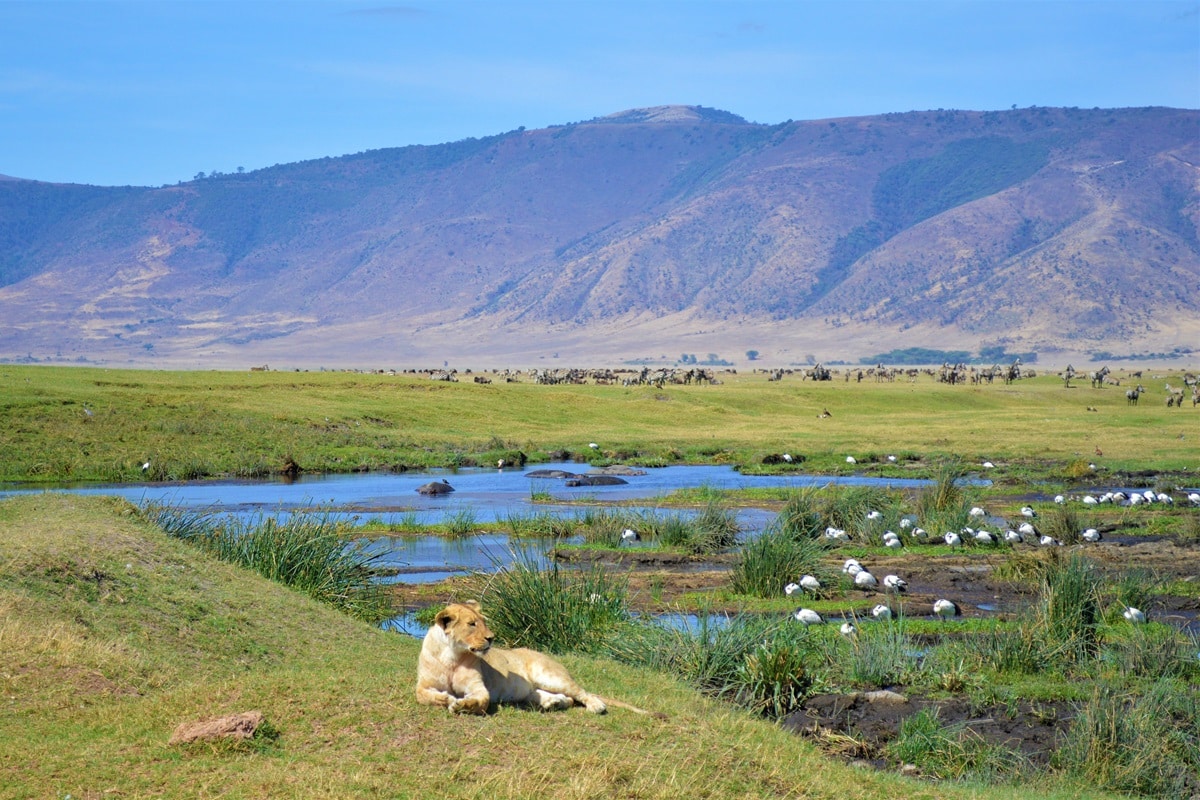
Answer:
(9, 493, 1107, 800)
(3, 365, 1200, 483)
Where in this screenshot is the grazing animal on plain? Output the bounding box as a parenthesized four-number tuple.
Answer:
(1126, 385, 1144, 405)
(416, 602, 657, 716)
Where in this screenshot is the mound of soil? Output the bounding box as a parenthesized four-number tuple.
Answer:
(782, 691, 1073, 769)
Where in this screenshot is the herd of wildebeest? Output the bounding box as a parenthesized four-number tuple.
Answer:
(252, 359, 1199, 404)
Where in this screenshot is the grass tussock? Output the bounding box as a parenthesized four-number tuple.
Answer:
(471, 552, 629, 655)
(886, 707, 1029, 783)
(729, 528, 830, 598)
(141, 502, 391, 621)
(1055, 680, 1200, 797)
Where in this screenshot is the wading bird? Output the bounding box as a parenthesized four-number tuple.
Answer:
(933, 599, 961, 621)
(1123, 606, 1146, 624)
(793, 608, 824, 626)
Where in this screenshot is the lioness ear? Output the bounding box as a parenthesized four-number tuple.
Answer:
(436, 609, 455, 629)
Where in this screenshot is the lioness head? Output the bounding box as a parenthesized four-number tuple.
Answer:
(435, 601, 495, 655)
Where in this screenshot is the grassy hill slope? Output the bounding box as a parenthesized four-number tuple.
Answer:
(0, 494, 1117, 799)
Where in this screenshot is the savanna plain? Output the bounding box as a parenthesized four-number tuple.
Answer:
(1, 364, 1198, 799)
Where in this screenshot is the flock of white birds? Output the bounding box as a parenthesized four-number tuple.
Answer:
(788, 486, 1199, 630)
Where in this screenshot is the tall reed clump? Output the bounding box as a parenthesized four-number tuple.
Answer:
(913, 460, 970, 533)
(1040, 504, 1083, 546)
(1037, 553, 1102, 663)
(774, 489, 825, 540)
(822, 486, 904, 540)
(885, 707, 1028, 783)
(604, 613, 818, 718)
(730, 527, 830, 598)
(843, 618, 916, 688)
(688, 500, 741, 554)
(1054, 680, 1200, 797)
(473, 552, 628, 655)
(142, 503, 391, 621)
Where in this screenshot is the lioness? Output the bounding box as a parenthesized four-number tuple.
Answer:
(416, 601, 657, 716)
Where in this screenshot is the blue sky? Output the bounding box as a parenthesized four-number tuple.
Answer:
(2, 0, 1197, 187)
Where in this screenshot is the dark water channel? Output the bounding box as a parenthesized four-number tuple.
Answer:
(3, 464, 939, 633)
(1, 462, 932, 582)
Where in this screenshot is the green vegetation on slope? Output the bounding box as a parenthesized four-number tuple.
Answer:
(1, 494, 1094, 800)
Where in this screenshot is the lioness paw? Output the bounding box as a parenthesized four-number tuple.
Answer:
(449, 696, 488, 715)
(538, 693, 572, 711)
(584, 697, 607, 714)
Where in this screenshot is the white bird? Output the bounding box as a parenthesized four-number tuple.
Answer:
(974, 530, 996, 545)
(846, 456, 857, 464)
(887, 454, 897, 462)
(83, 406, 94, 417)
(1129, 493, 1144, 506)
(933, 599, 960, 620)
(910, 527, 928, 541)
(839, 621, 857, 637)
(1123, 606, 1146, 624)
(969, 506, 986, 518)
(899, 518, 913, 529)
(141, 461, 151, 472)
(981, 461, 995, 469)
(1143, 490, 1156, 502)
(944, 531, 962, 547)
(497, 459, 506, 468)
(1156, 493, 1173, 504)
(1082, 528, 1101, 542)
(1111, 491, 1127, 503)
(1188, 492, 1200, 506)
(883, 574, 907, 592)
(854, 570, 878, 589)
(1021, 506, 1037, 517)
(1039, 534, 1062, 547)
(1004, 529, 1024, 544)
(842, 558, 862, 574)
(1082, 495, 1098, 505)
(784, 582, 801, 596)
(1054, 494, 1066, 504)
(799, 575, 822, 592)
(825, 528, 850, 542)
(782, 453, 793, 463)
(884, 537, 903, 549)
(866, 510, 882, 521)
(882, 530, 899, 542)
(872, 604, 893, 620)
(621, 528, 640, 543)
(1018, 521, 1039, 537)
(588, 442, 599, 450)
(794, 608, 824, 626)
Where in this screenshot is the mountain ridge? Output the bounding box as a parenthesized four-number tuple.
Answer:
(1, 105, 1197, 368)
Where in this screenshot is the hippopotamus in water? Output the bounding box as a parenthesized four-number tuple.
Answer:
(416, 480, 455, 495)
(564, 475, 628, 487)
